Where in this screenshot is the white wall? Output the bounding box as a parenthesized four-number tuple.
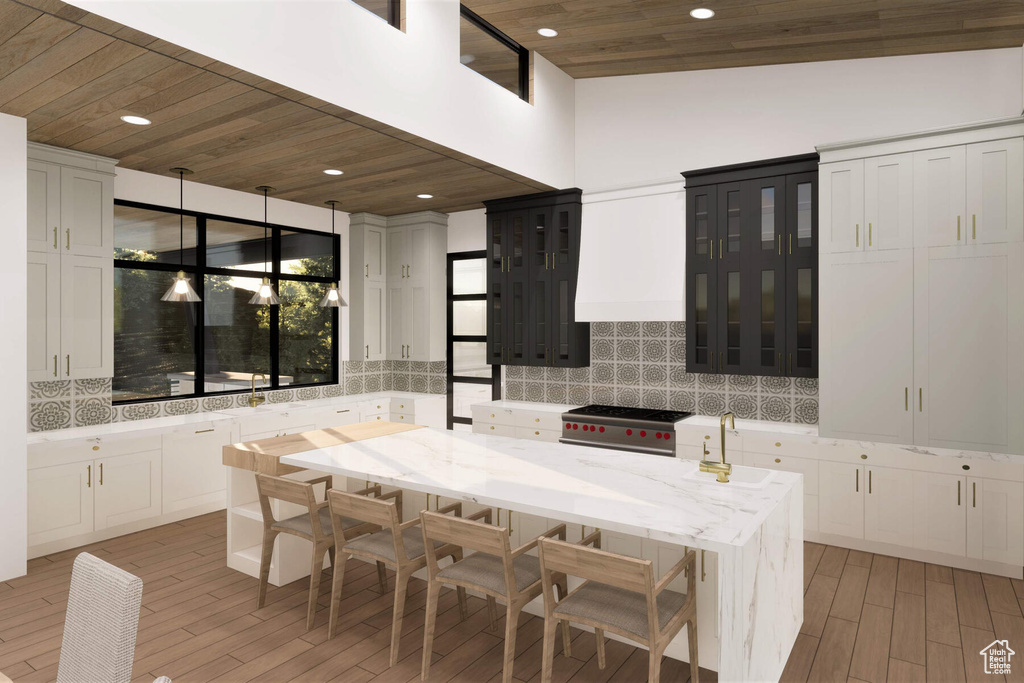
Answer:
(2, 113, 28, 581)
(447, 208, 485, 253)
(69, 0, 576, 190)
(576, 48, 1024, 191)
(115, 167, 353, 359)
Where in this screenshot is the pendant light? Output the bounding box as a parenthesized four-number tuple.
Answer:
(320, 200, 347, 308)
(161, 168, 201, 302)
(249, 185, 280, 305)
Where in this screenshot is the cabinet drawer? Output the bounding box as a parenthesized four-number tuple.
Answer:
(478, 423, 515, 437)
(391, 412, 415, 423)
(514, 411, 566, 432)
(514, 427, 561, 443)
(390, 398, 414, 413)
(748, 451, 818, 496)
(362, 400, 389, 417)
(472, 405, 515, 427)
(239, 414, 312, 439)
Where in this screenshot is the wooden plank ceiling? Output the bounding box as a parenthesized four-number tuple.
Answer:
(465, 0, 1024, 78)
(0, 0, 549, 216)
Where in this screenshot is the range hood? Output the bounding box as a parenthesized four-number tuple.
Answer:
(575, 181, 686, 322)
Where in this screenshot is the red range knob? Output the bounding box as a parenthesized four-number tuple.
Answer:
(565, 423, 570, 429)
(572, 424, 578, 430)
(640, 430, 647, 438)
(626, 429, 632, 436)
(599, 426, 605, 433)
(655, 432, 662, 439)
(664, 433, 671, 440)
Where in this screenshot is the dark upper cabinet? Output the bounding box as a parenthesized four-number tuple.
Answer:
(485, 189, 589, 367)
(683, 155, 818, 378)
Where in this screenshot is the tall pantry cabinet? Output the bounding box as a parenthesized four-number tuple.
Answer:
(819, 118, 1024, 455)
(27, 142, 115, 382)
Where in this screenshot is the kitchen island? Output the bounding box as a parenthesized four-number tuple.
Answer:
(261, 424, 803, 681)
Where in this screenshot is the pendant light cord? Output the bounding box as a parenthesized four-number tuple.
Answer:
(178, 170, 184, 267)
(263, 188, 269, 274)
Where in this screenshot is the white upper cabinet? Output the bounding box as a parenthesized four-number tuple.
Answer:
(27, 253, 61, 382)
(363, 281, 386, 361)
(61, 255, 114, 379)
(913, 146, 966, 247)
(387, 228, 406, 283)
(60, 167, 113, 257)
(819, 159, 864, 253)
(27, 161, 60, 253)
(966, 138, 1024, 244)
(365, 224, 386, 282)
(348, 213, 388, 361)
(864, 153, 914, 250)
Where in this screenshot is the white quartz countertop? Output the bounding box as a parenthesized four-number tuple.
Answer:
(27, 392, 441, 445)
(473, 400, 580, 413)
(281, 427, 801, 552)
(678, 415, 819, 436)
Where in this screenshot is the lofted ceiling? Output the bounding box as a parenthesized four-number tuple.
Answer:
(464, 0, 1024, 78)
(0, 0, 550, 216)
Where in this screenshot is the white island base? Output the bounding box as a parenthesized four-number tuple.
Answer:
(228, 425, 803, 680)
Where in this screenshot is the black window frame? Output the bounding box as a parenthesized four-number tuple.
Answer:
(112, 198, 340, 405)
(459, 4, 529, 102)
(447, 250, 501, 430)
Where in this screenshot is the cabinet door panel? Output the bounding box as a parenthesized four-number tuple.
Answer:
(27, 160, 60, 253)
(818, 462, 864, 538)
(386, 228, 406, 283)
(60, 167, 113, 257)
(506, 211, 529, 364)
(408, 225, 431, 282)
(386, 283, 404, 360)
(913, 472, 966, 556)
(364, 226, 386, 281)
(819, 250, 914, 443)
(95, 450, 162, 531)
(819, 160, 864, 254)
(530, 207, 551, 366)
(785, 173, 816, 377)
(914, 146, 967, 248)
(967, 478, 1024, 566)
(864, 467, 914, 547)
(551, 203, 587, 367)
(716, 182, 751, 375)
(686, 185, 718, 373)
(27, 252, 61, 382)
(865, 153, 914, 250)
(409, 284, 429, 361)
(162, 428, 230, 514)
(364, 282, 386, 361)
(61, 255, 113, 379)
(914, 244, 1024, 453)
(487, 213, 506, 365)
(967, 138, 1023, 245)
(28, 462, 93, 547)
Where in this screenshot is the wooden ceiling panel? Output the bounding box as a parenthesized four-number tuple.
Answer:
(465, 0, 1024, 77)
(1, 0, 549, 215)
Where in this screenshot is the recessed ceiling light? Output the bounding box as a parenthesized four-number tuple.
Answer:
(460, 54, 476, 65)
(537, 28, 558, 37)
(417, 194, 433, 199)
(689, 7, 715, 19)
(120, 115, 151, 125)
(323, 169, 344, 176)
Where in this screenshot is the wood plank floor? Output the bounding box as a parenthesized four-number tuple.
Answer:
(1, 514, 1020, 682)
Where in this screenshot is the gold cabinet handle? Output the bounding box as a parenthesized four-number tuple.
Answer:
(710, 239, 713, 260)
(855, 224, 859, 247)
(905, 387, 908, 411)
(66, 354, 70, 376)
(789, 233, 792, 255)
(973, 481, 977, 508)
(53, 226, 57, 249)
(99, 462, 103, 486)
(777, 234, 781, 256)
(701, 549, 706, 582)
(551, 252, 556, 270)
(856, 469, 859, 492)
(719, 238, 723, 260)
(868, 223, 872, 247)
(490, 425, 495, 430)
(86, 464, 91, 488)
(545, 253, 550, 270)
(972, 214, 976, 240)
(958, 480, 961, 506)
(868, 470, 872, 494)
(957, 216, 961, 241)
(53, 355, 57, 378)
(365, 345, 369, 359)
(65, 228, 70, 250)
(535, 430, 540, 435)
(194, 428, 214, 434)
(919, 387, 922, 412)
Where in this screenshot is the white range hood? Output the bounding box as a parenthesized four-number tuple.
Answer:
(575, 180, 686, 322)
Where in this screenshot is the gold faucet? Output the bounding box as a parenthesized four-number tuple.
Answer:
(249, 373, 267, 408)
(699, 412, 735, 483)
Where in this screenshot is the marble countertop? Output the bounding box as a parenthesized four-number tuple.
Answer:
(281, 427, 801, 551)
(27, 392, 442, 445)
(473, 400, 580, 413)
(679, 415, 819, 436)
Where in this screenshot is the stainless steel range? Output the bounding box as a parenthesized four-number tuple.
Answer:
(558, 405, 693, 457)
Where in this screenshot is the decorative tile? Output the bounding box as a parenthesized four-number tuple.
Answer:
(365, 360, 381, 373)
(525, 367, 546, 381)
(122, 402, 161, 421)
(29, 400, 71, 431)
(615, 322, 640, 337)
(794, 398, 818, 424)
(794, 378, 818, 396)
(669, 340, 686, 364)
(640, 389, 668, 409)
(614, 387, 641, 407)
(546, 367, 567, 382)
(567, 384, 590, 405)
(642, 321, 667, 338)
(567, 367, 589, 384)
(593, 322, 614, 337)
(295, 386, 322, 401)
(615, 363, 641, 386)
(411, 361, 428, 373)
(592, 339, 614, 362)
(641, 364, 667, 386)
(641, 339, 667, 364)
(615, 339, 640, 362)
(29, 381, 71, 400)
(505, 381, 524, 400)
(346, 377, 364, 395)
(760, 396, 792, 422)
(506, 365, 524, 380)
(322, 384, 343, 398)
(382, 374, 394, 391)
(163, 398, 199, 415)
(74, 397, 112, 426)
(428, 376, 446, 394)
(346, 361, 364, 374)
(267, 390, 294, 404)
(364, 375, 382, 392)
(592, 386, 614, 404)
(668, 391, 696, 412)
(726, 394, 758, 420)
(410, 376, 428, 393)
(201, 395, 235, 411)
(392, 374, 409, 391)
(668, 321, 686, 339)
(697, 373, 726, 390)
(546, 384, 567, 403)
(697, 392, 726, 415)
(669, 366, 696, 387)
(73, 378, 111, 397)
(235, 393, 251, 408)
(759, 376, 792, 395)
(524, 381, 545, 402)
(591, 363, 614, 385)
(727, 375, 758, 394)
(429, 361, 446, 374)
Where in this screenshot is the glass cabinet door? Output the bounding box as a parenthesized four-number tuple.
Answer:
(716, 182, 747, 375)
(550, 204, 580, 366)
(486, 213, 505, 365)
(530, 207, 551, 365)
(686, 185, 717, 373)
(786, 173, 817, 377)
(506, 211, 529, 364)
(744, 176, 787, 376)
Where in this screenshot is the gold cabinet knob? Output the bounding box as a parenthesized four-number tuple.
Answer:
(775, 458, 781, 463)
(490, 426, 495, 430)
(490, 413, 495, 418)
(775, 442, 781, 447)
(376, 416, 381, 420)
(400, 404, 404, 408)
(535, 418, 540, 422)
(92, 445, 99, 451)
(377, 404, 381, 409)
(399, 415, 404, 420)
(860, 454, 867, 460)
(704, 435, 711, 440)
(535, 431, 540, 435)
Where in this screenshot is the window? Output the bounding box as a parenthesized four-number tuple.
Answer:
(448, 252, 500, 430)
(459, 5, 529, 101)
(352, 0, 400, 28)
(113, 201, 339, 403)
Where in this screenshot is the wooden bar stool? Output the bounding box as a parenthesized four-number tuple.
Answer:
(419, 509, 572, 683)
(326, 489, 471, 667)
(537, 533, 699, 683)
(254, 474, 385, 630)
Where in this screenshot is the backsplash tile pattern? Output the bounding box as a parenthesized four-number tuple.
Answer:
(503, 321, 818, 424)
(27, 361, 447, 431)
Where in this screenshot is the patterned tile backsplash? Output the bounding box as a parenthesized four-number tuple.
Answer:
(502, 321, 818, 424)
(27, 360, 447, 432)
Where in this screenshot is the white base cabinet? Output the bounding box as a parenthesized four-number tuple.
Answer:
(818, 462, 865, 539)
(967, 477, 1024, 566)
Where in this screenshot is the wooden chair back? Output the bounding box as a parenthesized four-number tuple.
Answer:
(255, 473, 318, 533)
(327, 488, 404, 558)
(420, 509, 509, 558)
(538, 537, 653, 594)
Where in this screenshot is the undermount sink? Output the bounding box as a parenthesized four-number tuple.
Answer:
(682, 463, 777, 489)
